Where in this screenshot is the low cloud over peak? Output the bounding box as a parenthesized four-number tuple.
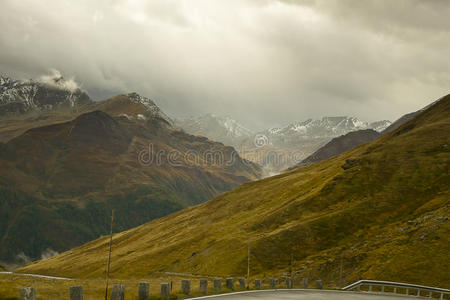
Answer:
(37, 69, 81, 92)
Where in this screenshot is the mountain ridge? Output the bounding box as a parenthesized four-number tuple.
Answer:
(0, 93, 262, 265)
(18, 94, 450, 288)
(176, 115, 391, 173)
(292, 129, 381, 168)
(0, 75, 91, 116)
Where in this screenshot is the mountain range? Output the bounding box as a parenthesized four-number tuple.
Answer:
(242, 117, 390, 174)
(290, 102, 447, 169)
(20, 94, 450, 289)
(263, 117, 390, 140)
(0, 76, 261, 265)
(176, 114, 391, 174)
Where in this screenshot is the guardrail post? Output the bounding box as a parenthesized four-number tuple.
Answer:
(214, 279, 222, 292)
(226, 278, 234, 290)
(381, 286, 384, 293)
(286, 277, 292, 289)
(238, 277, 245, 289)
(181, 279, 190, 295)
(111, 284, 125, 300)
(200, 279, 208, 295)
(138, 282, 149, 300)
(440, 292, 444, 300)
(70, 286, 83, 300)
(254, 279, 261, 290)
(368, 285, 372, 292)
(316, 280, 323, 290)
(20, 287, 36, 300)
(302, 278, 308, 289)
(161, 283, 170, 299)
(393, 287, 397, 294)
(269, 277, 276, 289)
(417, 289, 420, 297)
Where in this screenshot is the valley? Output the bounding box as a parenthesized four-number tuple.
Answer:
(1, 2, 449, 299)
(17, 95, 450, 288)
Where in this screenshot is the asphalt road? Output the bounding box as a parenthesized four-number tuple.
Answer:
(187, 290, 419, 300)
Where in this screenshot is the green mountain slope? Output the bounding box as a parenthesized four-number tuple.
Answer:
(19, 94, 450, 288)
(0, 94, 261, 264)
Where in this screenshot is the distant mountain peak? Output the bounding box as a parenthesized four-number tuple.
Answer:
(125, 92, 173, 125)
(0, 74, 91, 116)
(174, 114, 252, 146)
(270, 116, 391, 137)
(127, 92, 157, 108)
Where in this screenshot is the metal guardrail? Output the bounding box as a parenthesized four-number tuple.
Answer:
(343, 280, 450, 299)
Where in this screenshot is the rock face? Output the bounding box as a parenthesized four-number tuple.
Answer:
(0, 76, 91, 116)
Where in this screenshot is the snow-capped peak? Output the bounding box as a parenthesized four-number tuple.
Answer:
(0, 75, 91, 115)
(174, 114, 253, 146)
(220, 116, 252, 138)
(263, 116, 391, 139)
(127, 92, 173, 125)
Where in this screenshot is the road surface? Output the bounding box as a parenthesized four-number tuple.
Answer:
(188, 290, 420, 300)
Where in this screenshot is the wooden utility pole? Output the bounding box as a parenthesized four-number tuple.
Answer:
(104, 209, 115, 300)
(247, 238, 250, 289)
(339, 254, 343, 287)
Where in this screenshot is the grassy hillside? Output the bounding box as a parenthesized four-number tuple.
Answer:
(19, 95, 450, 288)
(0, 94, 261, 264)
(295, 129, 381, 167)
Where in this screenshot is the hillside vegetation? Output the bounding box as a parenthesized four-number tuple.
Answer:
(294, 129, 381, 168)
(0, 94, 261, 264)
(19, 95, 450, 288)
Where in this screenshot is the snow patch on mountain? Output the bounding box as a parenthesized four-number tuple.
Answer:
(0, 73, 91, 115)
(127, 92, 173, 125)
(174, 114, 252, 146)
(267, 117, 391, 138)
(215, 114, 252, 138)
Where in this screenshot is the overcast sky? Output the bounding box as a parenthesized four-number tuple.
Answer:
(1, 0, 449, 130)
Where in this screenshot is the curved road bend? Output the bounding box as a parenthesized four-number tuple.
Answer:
(187, 289, 421, 300)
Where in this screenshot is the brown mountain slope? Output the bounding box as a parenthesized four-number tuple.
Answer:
(291, 129, 381, 168)
(19, 94, 450, 288)
(0, 94, 261, 264)
(381, 96, 443, 134)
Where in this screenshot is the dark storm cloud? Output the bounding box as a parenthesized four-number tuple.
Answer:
(0, 0, 449, 130)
